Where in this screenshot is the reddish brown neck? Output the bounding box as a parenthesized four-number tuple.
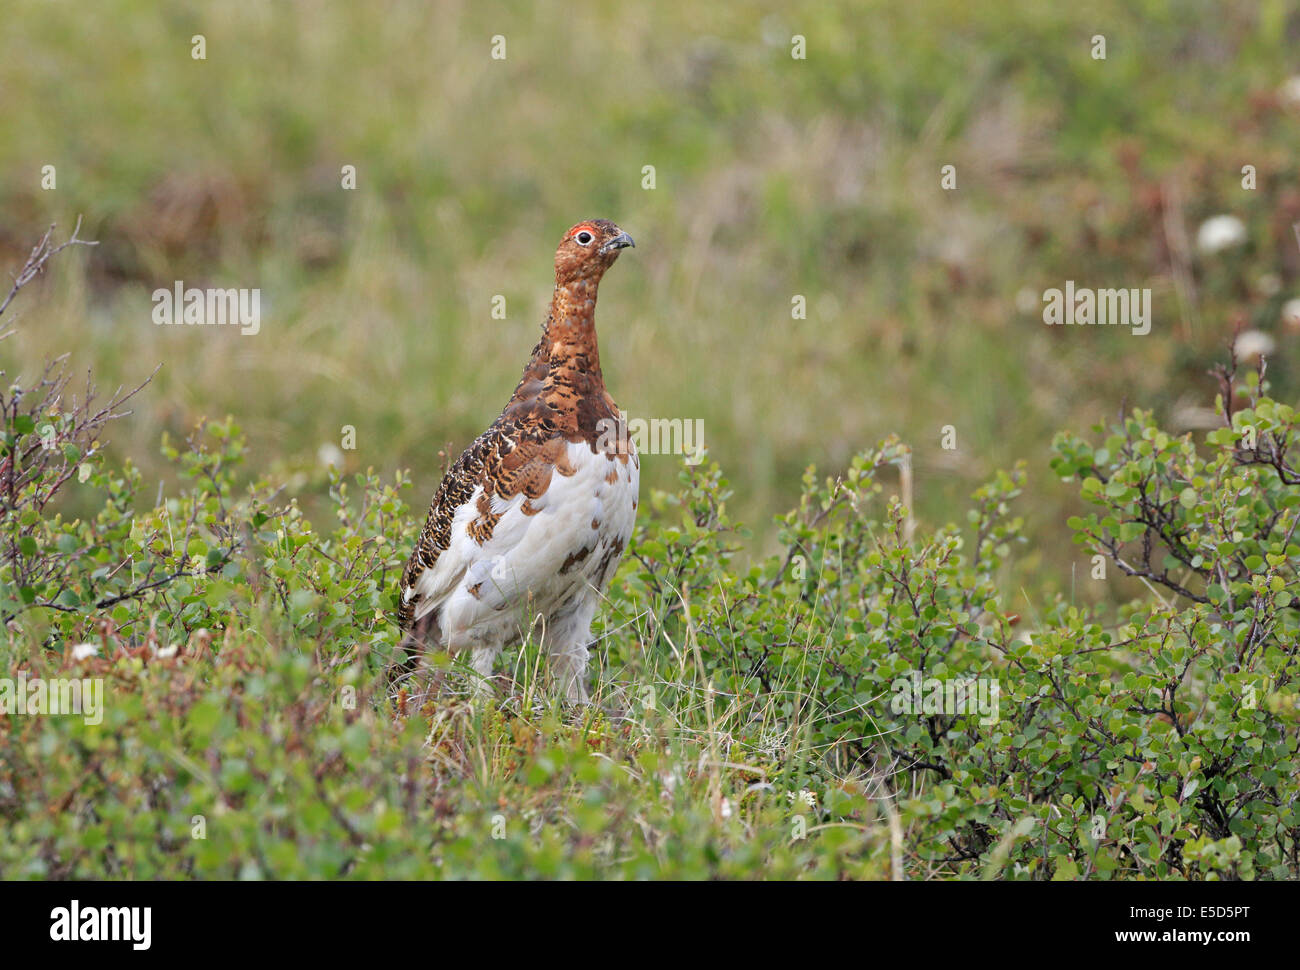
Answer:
(501, 277, 617, 444)
(543, 278, 604, 383)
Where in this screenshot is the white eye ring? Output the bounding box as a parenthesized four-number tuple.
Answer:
(575, 230, 594, 245)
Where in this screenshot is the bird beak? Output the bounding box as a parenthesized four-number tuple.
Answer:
(600, 231, 635, 255)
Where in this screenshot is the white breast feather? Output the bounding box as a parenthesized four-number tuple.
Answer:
(409, 440, 638, 647)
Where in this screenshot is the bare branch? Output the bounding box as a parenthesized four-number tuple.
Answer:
(0, 217, 98, 322)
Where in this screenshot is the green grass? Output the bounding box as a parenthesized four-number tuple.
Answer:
(4, 416, 1295, 879)
(4, 0, 1299, 610)
(2, 1, 1300, 881)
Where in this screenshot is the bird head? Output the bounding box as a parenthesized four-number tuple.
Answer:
(554, 219, 635, 285)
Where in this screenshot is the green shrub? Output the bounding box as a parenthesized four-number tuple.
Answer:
(2, 348, 1296, 877)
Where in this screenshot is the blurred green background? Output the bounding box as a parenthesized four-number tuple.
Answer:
(3, 0, 1298, 608)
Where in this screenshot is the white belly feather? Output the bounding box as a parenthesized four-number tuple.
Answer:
(406, 440, 638, 649)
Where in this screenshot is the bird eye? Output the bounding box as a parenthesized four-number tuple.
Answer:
(575, 231, 594, 245)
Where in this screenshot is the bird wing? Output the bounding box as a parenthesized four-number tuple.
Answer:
(398, 426, 629, 638)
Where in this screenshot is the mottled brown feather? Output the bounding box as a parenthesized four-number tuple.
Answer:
(398, 220, 634, 633)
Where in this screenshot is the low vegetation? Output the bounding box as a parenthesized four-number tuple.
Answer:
(2, 245, 1295, 877)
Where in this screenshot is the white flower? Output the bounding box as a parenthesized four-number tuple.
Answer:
(1280, 76, 1300, 110)
(1281, 298, 1300, 331)
(1196, 215, 1248, 255)
(1234, 329, 1275, 361)
(71, 643, 99, 660)
(317, 443, 344, 469)
(154, 644, 179, 659)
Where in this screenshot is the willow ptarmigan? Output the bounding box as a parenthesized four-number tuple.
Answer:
(397, 220, 639, 703)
